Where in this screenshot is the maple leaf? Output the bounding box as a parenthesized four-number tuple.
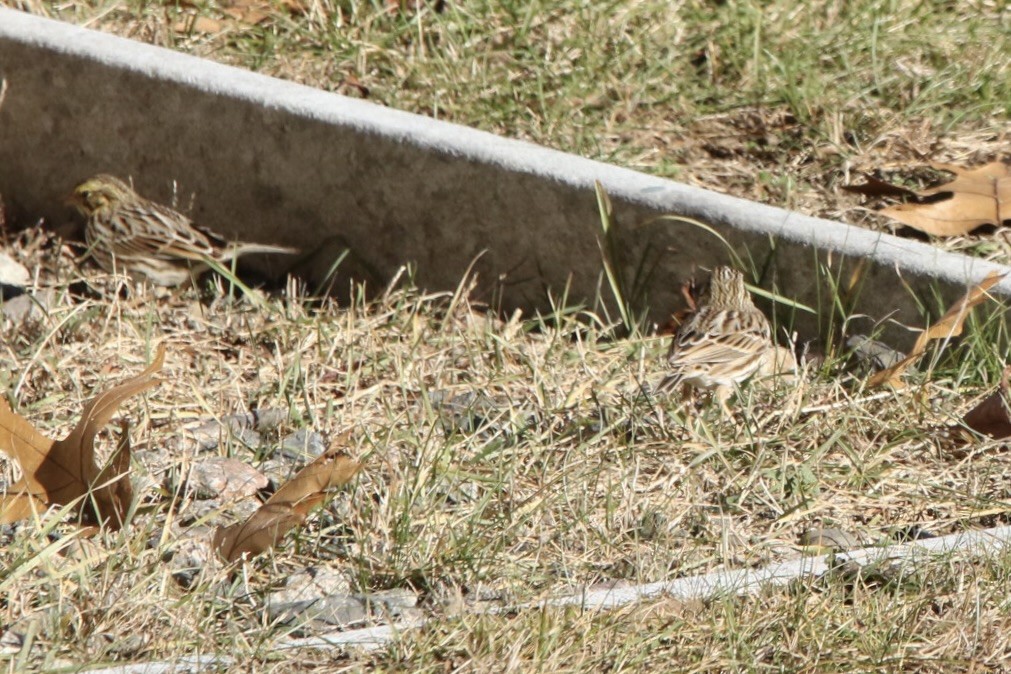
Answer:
(213, 433, 361, 562)
(868, 272, 1005, 388)
(0, 346, 165, 529)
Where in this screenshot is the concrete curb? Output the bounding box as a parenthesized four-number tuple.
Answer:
(531, 524, 1011, 611)
(1, 8, 1008, 337)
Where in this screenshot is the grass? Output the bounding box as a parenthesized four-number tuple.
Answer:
(2, 0, 1011, 670)
(1, 225, 1010, 670)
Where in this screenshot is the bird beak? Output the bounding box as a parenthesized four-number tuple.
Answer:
(65, 191, 86, 213)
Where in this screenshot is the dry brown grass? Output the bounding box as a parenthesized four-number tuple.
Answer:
(3, 0, 1011, 670)
(0, 221, 1009, 669)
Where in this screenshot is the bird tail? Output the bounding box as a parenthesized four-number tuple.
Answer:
(220, 242, 300, 261)
(653, 373, 682, 394)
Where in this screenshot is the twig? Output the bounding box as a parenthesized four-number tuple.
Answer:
(798, 389, 897, 415)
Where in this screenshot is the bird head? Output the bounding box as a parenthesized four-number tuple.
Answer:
(68, 174, 135, 217)
(703, 266, 752, 309)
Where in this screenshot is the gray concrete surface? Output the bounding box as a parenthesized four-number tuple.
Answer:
(0, 8, 1007, 342)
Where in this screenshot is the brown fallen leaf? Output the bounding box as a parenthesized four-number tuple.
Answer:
(0, 346, 165, 529)
(212, 434, 362, 562)
(173, 15, 226, 34)
(851, 161, 1011, 237)
(337, 75, 371, 99)
(220, 0, 306, 25)
(868, 272, 1005, 388)
(660, 277, 700, 338)
(220, 5, 269, 24)
(959, 366, 1011, 440)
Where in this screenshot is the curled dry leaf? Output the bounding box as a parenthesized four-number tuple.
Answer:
(213, 434, 362, 563)
(0, 346, 165, 529)
(849, 161, 1011, 237)
(868, 271, 1005, 388)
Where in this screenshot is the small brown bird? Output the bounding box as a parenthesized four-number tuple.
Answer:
(658, 266, 774, 413)
(69, 174, 297, 287)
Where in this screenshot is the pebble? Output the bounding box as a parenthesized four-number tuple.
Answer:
(847, 334, 907, 371)
(356, 588, 418, 617)
(162, 526, 217, 588)
(1, 289, 51, 325)
(189, 457, 268, 500)
(173, 409, 285, 454)
(799, 527, 863, 551)
(267, 566, 365, 628)
(0, 252, 28, 290)
(278, 428, 327, 460)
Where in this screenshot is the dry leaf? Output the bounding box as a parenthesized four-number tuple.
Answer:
(220, 6, 269, 23)
(0, 346, 164, 529)
(853, 161, 1011, 236)
(337, 75, 371, 98)
(220, 0, 306, 25)
(868, 272, 1005, 388)
(213, 434, 362, 562)
(173, 15, 226, 34)
(959, 367, 1011, 440)
(660, 278, 700, 337)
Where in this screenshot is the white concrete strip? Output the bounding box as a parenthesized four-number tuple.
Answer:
(533, 525, 1011, 610)
(275, 616, 427, 652)
(81, 654, 233, 674)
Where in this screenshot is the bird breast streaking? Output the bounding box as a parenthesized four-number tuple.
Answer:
(70, 174, 298, 287)
(658, 265, 774, 412)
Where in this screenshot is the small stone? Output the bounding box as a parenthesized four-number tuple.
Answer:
(0, 252, 29, 289)
(357, 588, 418, 618)
(258, 459, 293, 487)
(635, 510, 668, 541)
(0, 626, 24, 655)
(86, 631, 149, 657)
(799, 527, 862, 551)
(278, 429, 326, 460)
(0, 613, 45, 656)
(1, 289, 51, 325)
(181, 498, 224, 525)
(847, 335, 907, 372)
(189, 457, 268, 500)
(163, 526, 218, 588)
(220, 409, 286, 434)
(110, 634, 147, 657)
(431, 390, 500, 433)
(248, 408, 287, 432)
(266, 566, 365, 628)
(177, 417, 265, 454)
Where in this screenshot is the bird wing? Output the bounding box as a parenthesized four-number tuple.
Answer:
(114, 201, 218, 262)
(659, 308, 771, 391)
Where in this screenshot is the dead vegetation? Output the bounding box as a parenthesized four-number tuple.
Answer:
(0, 217, 1009, 669)
(3, 0, 1011, 670)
